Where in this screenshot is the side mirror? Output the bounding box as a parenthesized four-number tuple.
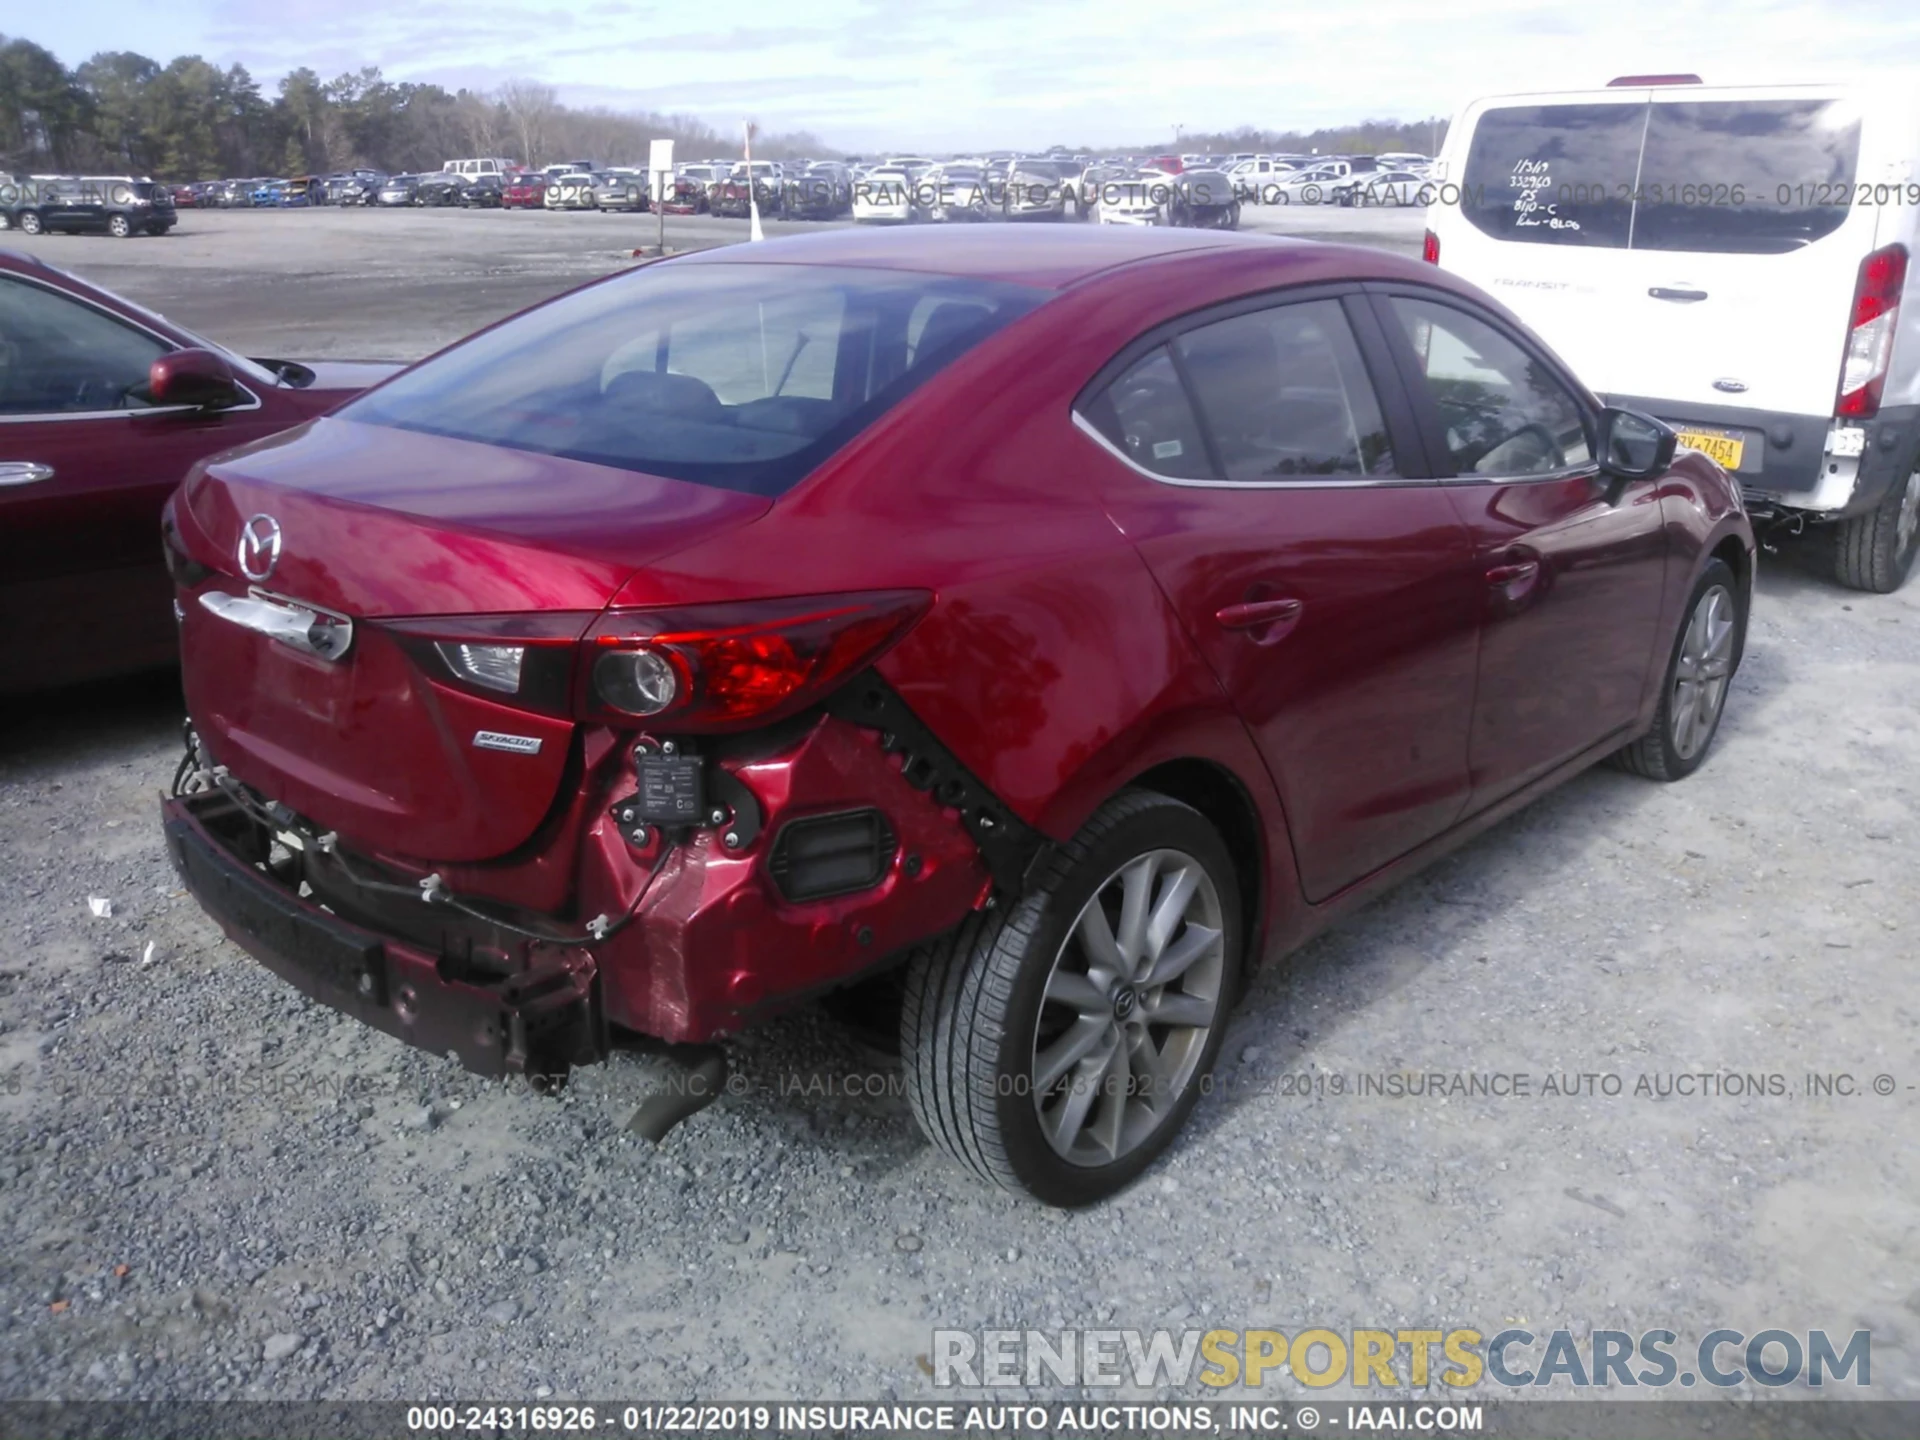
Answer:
(1599, 407, 1677, 480)
(149, 348, 242, 410)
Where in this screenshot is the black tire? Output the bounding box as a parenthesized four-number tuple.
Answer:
(107, 214, 132, 238)
(1832, 459, 1920, 593)
(1612, 558, 1742, 781)
(19, 211, 43, 235)
(1221, 200, 1242, 231)
(0, 212, 11, 231)
(901, 790, 1242, 1206)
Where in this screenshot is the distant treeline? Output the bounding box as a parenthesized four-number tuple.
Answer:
(1157, 120, 1450, 157)
(0, 36, 829, 178)
(0, 32, 1449, 179)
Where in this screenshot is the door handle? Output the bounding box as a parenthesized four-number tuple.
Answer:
(0, 461, 55, 487)
(1485, 560, 1539, 586)
(1213, 599, 1305, 641)
(1648, 287, 1709, 303)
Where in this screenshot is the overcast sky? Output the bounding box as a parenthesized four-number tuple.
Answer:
(24, 0, 1920, 151)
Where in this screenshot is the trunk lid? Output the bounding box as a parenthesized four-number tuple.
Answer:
(177, 417, 770, 862)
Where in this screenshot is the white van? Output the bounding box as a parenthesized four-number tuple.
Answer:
(1427, 79, 1920, 591)
(444, 157, 517, 178)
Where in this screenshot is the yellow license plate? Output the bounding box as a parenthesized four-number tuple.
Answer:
(1676, 428, 1745, 470)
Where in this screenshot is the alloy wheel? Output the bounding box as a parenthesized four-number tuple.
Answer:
(1897, 468, 1920, 560)
(1031, 848, 1226, 1166)
(1670, 583, 1735, 760)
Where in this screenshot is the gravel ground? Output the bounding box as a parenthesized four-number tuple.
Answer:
(0, 207, 1915, 1409)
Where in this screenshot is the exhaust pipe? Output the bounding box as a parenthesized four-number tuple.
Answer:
(625, 1046, 729, 1143)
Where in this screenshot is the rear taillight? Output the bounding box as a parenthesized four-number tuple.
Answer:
(386, 591, 930, 731)
(1422, 228, 1440, 265)
(583, 590, 931, 732)
(385, 612, 595, 718)
(1837, 243, 1908, 419)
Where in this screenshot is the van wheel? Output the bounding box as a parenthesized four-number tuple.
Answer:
(1612, 558, 1741, 781)
(1833, 461, 1920, 593)
(0, 212, 11, 231)
(108, 214, 132, 238)
(19, 211, 42, 235)
(900, 790, 1241, 1207)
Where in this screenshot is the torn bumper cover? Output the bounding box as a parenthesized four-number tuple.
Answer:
(163, 791, 607, 1081)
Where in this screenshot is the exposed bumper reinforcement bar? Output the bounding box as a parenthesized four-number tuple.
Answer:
(162, 791, 607, 1084)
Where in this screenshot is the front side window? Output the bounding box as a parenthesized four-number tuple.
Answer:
(0, 276, 168, 416)
(1174, 299, 1394, 480)
(1389, 296, 1592, 478)
(343, 263, 1044, 496)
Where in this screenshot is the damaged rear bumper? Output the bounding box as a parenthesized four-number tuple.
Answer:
(163, 791, 607, 1082)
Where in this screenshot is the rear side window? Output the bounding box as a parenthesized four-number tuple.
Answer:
(1081, 347, 1213, 481)
(1174, 300, 1394, 479)
(1461, 103, 1643, 248)
(1389, 296, 1592, 478)
(342, 263, 1044, 496)
(1633, 100, 1861, 254)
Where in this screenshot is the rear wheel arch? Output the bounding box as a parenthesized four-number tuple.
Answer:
(1710, 533, 1754, 669)
(1126, 757, 1265, 971)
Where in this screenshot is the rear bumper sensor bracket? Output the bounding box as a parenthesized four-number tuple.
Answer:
(827, 675, 1052, 897)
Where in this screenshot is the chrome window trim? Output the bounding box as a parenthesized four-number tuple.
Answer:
(1070, 410, 1427, 491)
(1444, 461, 1607, 487)
(0, 270, 263, 423)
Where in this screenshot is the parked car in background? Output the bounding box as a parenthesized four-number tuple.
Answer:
(158, 226, 1750, 1206)
(375, 175, 421, 207)
(592, 169, 649, 212)
(786, 162, 852, 218)
(1001, 157, 1082, 220)
(665, 164, 722, 213)
(544, 171, 599, 210)
(460, 174, 506, 208)
(326, 172, 386, 206)
(851, 167, 918, 223)
(279, 176, 323, 208)
(170, 184, 199, 208)
(1430, 78, 1920, 591)
(711, 162, 785, 218)
(0, 248, 397, 693)
(502, 172, 547, 209)
(415, 172, 468, 207)
(11, 177, 177, 237)
(1090, 169, 1178, 226)
(248, 178, 282, 207)
(1331, 169, 1430, 208)
(922, 164, 986, 222)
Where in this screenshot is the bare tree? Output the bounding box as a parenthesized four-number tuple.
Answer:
(497, 78, 557, 167)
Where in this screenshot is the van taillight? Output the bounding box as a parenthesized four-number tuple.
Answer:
(1837, 243, 1909, 419)
(1422, 229, 1440, 265)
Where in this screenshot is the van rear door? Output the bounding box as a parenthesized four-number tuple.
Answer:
(1444, 86, 1882, 428)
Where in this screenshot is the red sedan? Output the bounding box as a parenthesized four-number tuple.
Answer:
(0, 249, 397, 693)
(502, 172, 547, 209)
(161, 228, 1752, 1204)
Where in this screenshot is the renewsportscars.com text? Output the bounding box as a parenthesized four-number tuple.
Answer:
(932, 1327, 1871, 1390)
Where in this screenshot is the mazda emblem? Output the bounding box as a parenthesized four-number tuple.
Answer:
(237, 514, 282, 581)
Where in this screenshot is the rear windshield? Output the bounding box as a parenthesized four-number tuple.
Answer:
(1461, 97, 1861, 254)
(342, 263, 1046, 497)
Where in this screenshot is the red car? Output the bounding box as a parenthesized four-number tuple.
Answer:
(161, 228, 1752, 1205)
(502, 172, 547, 209)
(0, 249, 397, 693)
